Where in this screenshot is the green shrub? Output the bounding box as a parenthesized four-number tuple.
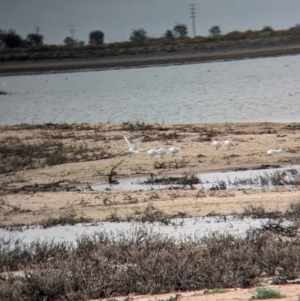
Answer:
(255, 287, 285, 299)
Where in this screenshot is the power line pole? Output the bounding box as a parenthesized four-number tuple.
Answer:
(190, 4, 196, 38)
(69, 25, 76, 39)
(35, 27, 40, 34)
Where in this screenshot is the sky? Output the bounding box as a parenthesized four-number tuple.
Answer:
(1, 0, 300, 45)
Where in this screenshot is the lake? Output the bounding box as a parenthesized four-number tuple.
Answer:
(1, 55, 300, 125)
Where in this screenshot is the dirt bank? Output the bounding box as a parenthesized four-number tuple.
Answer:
(1, 44, 300, 75)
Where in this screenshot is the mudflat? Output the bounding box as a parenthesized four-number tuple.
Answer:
(1, 121, 300, 226)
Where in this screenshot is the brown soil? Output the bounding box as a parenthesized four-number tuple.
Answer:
(93, 284, 300, 301)
(1, 122, 300, 226)
(2, 44, 300, 75)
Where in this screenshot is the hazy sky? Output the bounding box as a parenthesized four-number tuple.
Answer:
(1, 0, 300, 44)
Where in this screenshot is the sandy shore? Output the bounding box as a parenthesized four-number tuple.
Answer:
(1, 122, 300, 226)
(95, 284, 300, 301)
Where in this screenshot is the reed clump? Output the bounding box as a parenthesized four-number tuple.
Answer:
(121, 120, 156, 131)
(142, 173, 201, 186)
(153, 158, 190, 170)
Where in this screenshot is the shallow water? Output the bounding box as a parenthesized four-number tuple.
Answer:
(0, 216, 276, 245)
(90, 165, 300, 191)
(1, 55, 300, 125)
(2, 166, 298, 245)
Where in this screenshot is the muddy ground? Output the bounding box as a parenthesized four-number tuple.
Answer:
(1, 121, 300, 226)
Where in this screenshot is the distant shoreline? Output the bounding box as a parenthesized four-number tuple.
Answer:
(1, 44, 300, 75)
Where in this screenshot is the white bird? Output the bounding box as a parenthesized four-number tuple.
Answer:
(224, 139, 238, 149)
(267, 149, 283, 155)
(156, 147, 167, 159)
(147, 148, 158, 159)
(123, 136, 144, 155)
(169, 146, 181, 155)
(212, 139, 222, 150)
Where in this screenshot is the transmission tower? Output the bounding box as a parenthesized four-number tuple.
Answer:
(35, 27, 40, 34)
(69, 25, 76, 39)
(190, 4, 196, 38)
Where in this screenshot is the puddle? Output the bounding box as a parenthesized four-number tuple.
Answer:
(0, 216, 281, 245)
(90, 165, 300, 192)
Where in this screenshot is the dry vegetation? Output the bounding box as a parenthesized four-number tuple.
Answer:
(1, 121, 300, 300)
(1, 220, 300, 300)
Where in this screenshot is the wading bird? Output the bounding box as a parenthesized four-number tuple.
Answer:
(156, 147, 167, 159)
(147, 148, 158, 159)
(267, 149, 283, 155)
(212, 139, 222, 150)
(169, 146, 181, 155)
(224, 139, 238, 149)
(123, 136, 144, 156)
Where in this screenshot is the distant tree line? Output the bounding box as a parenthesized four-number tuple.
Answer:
(129, 23, 189, 42)
(0, 29, 43, 48)
(1, 24, 300, 49)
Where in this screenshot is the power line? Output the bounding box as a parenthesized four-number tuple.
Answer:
(190, 4, 196, 37)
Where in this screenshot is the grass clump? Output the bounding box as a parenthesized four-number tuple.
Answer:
(285, 200, 300, 217)
(121, 120, 155, 131)
(209, 288, 229, 294)
(153, 159, 190, 170)
(143, 173, 201, 187)
(134, 203, 168, 223)
(241, 204, 281, 219)
(254, 287, 285, 299)
(107, 203, 188, 224)
(39, 212, 92, 228)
